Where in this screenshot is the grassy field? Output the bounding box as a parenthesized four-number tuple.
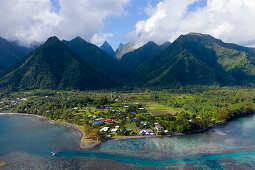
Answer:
(145, 102, 181, 115)
(125, 122, 137, 133)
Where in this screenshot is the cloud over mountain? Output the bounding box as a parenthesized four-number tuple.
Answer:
(130, 0, 255, 47)
(0, 0, 128, 46)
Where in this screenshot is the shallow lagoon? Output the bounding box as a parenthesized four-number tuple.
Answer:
(1, 114, 255, 169)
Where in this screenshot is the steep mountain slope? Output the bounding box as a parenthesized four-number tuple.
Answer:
(120, 41, 164, 73)
(100, 41, 116, 57)
(133, 33, 255, 87)
(115, 42, 135, 60)
(0, 37, 30, 67)
(0, 37, 115, 91)
(63, 37, 127, 80)
(159, 41, 171, 51)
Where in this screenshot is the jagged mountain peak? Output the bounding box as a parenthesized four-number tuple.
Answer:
(100, 41, 115, 57)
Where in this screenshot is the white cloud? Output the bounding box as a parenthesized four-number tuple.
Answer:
(0, 0, 129, 46)
(0, 0, 60, 46)
(53, 0, 128, 42)
(130, 0, 255, 47)
(91, 33, 113, 45)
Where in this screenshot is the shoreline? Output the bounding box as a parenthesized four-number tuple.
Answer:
(1, 112, 254, 151)
(0, 112, 101, 150)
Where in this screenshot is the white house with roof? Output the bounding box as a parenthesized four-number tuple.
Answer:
(95, 117, 105, 121)
(100, 127, 109, 132)
(111, 125, 120, 133)
(155, 124, 164, 132)
(140, 129, 154, 135)
(111, 128, 118, 133)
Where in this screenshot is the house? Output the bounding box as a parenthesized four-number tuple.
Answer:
(100, 127, 109, 132)
(132, 116, 140, 122)
(164, 130, 169, 134)
(155, 124, 164, 132)
(95, 117, 105, 121)
(140, 121, 147, 126)
(115, 125, 120, 129)
(141, 113, 150, 115)
(140, 130, 146, 135)
(101, 119, 116, 123)
(92, 122, 103, 125)
(105, 135, 111, 138)
(21, 98, 28, 102)
(140, 129, 154, 135)
(104, 105, 111, 108)
(111, 128, 118, 133)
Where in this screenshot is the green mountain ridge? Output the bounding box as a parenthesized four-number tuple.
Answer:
(63, 37, 128, 81)
(120, 41, 166, 73)
(159, 41, 172, 51)
(0, 37, 116, 91)
(132, 33, 255, 87)
(0, 37, 31, 67)
(0, 33, 255, 91)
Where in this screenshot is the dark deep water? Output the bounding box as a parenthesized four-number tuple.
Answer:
(1, 113, 255, 169)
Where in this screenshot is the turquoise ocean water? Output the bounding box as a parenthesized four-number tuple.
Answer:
(1, 113, 255, 169)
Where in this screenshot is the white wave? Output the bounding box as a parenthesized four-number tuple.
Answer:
(214, 130, 227, 136)
(0, 113, 17, 116)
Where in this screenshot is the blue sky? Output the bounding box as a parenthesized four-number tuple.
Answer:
(105, 0, 207, 49)
(101, 0, 207, 49)
(2, 0, 255, 48)
(102, 0, 163, 49)
(49, 0, 162, 49)
(49, 0, 207, 49)
(103, 0, 207, 49)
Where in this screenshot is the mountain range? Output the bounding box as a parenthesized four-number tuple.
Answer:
(0, 33, 255, 91)
(0, 37, 115, 91)
(0, 37, 31, 68)
(120, 41, 169, 73)
(62, 37, 127, 81)
(132, 33, 255, 87)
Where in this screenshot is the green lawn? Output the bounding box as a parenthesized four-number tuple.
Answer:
(125, 123, 137, 133)
(146, 102, 169, 110)
(145, 102, 182, 116)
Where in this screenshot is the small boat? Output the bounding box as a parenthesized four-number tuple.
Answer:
(51, 152, 56, 156)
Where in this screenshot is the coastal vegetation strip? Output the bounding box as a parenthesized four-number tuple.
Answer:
(0, 86, 254, 149)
